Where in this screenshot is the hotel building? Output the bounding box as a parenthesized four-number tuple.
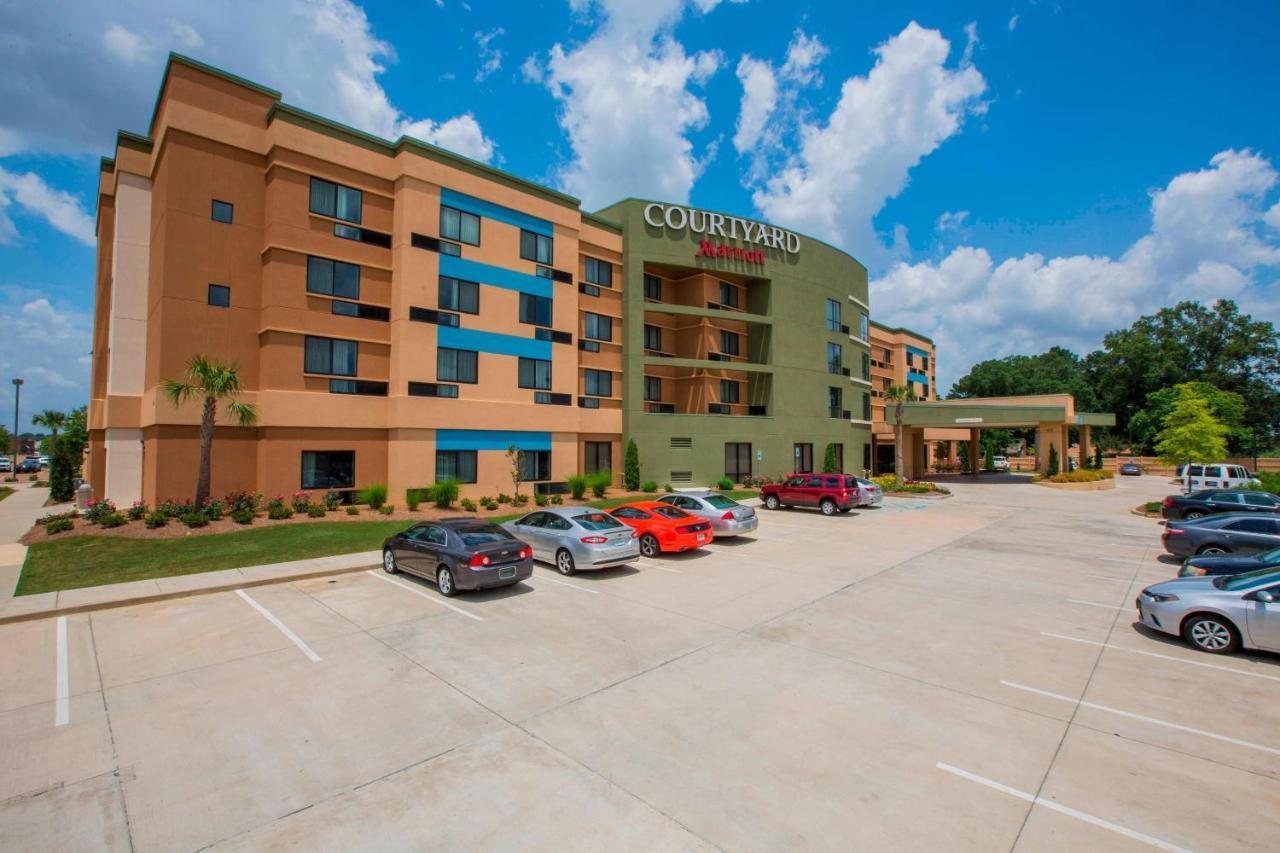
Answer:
(89, 55, 876, 505)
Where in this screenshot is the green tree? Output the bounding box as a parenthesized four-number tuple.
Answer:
(160, 356, 258, 508)
(506, 445, 525, 497)
(1128, 382, 1247, 455)
(822, 443, 839, 473)
(884, 384, 916, 480)
(623, 439, 641, 490)
(31, 410, 67, 460)
(48, 407, 87, 503)
(1047, 445, 1060, 477)
(1155, 385, 1228, 469)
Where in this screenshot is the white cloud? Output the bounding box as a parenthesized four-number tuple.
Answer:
(731, 29, 827, 182)
(0, 0, 496, 162)
(0, 167, 96, 246)
(780, 30, 828, 84)
(537, 0, 727, 208)
(961, 21, 978, 66)
(1008, 14, 1019, 31)
(520, 54, 545, 84)
(1265, 201, 1280, 230)
(732, 56, 777, 154)
(400, 114, 495, 163)
(873, 149, 1280, 392)
(749, 22, 987, 266)
(475, 28, 504, 82)
(0, 289, 94, 424)
(935, 210, 969, 232)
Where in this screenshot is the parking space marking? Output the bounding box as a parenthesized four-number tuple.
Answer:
(55, 616, 69, 726)
(1067, 599, 1128, 611)
(935, 763, 1192, 853)
(235, 590, 323, 662)
(1087, 574, 1131, 583)
(365, 571, 485, 621)
(530, 573, 599, 594)
(1041, 632, 1280, 683)
(1000, 681, 1280, 756)
(637, 559, 683, 574)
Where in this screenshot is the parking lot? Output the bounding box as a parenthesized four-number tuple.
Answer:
(3, 476, 1277, 851)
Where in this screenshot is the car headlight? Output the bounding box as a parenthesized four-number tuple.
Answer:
(1146, 592, 1180, 602)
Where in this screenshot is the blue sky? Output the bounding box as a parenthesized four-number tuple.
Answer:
(2, 0, 1278, 430)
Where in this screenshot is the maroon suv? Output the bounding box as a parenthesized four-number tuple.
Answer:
(760, 474, 861, 515)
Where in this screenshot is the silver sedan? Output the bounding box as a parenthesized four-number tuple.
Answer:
(656, 491, 758, 537)
(854, 478, 883, 507)
(1136, 567, 1280, 654)
(502, 507, 639, 575)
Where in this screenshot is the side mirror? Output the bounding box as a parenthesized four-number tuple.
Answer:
(1248, 590, 1275, 604)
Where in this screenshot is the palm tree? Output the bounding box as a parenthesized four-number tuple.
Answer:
(161, 356, 258, 507)
(884, 384, 916, 481)
(32, 409, 67, 460)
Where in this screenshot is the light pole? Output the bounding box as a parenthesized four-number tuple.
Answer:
(11, 378, 22, 472)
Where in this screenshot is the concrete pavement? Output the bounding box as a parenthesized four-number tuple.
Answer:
(0, 483, 55, 600)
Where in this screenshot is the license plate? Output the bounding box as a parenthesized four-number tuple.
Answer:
(696, 534, 706, 542)
(499, 566, 516, 580)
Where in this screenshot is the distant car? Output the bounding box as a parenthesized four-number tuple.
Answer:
(1179, 546, 1280, 578)
(1178, 463, 1260, 492)
(760, 474, 862, 515)
(991, 456, 1010, 471)
(0, 457, 11, 473)
(16, 458, 41, 474)
(608, 501, 711, 557)
(853, 477, 883, 507)
(1136, 567, 1280, 654)
(1161, 490, 1279, 521)
(1161, 513, 1280, 558)
(382, 518, 532, 596)
(655, 490, 758, 537)
(38, 456, 49, 468)
(1120, 461, 1143, 476)
(502, 507, 639, 575)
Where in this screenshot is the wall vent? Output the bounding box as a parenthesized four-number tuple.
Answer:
(670, 437, 692, 449)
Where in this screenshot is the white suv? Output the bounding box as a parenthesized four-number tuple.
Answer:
(1180, 463, 1260, 492)
(991, 456, 1010, 471)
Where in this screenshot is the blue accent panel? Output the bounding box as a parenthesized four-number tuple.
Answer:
(908, 370, 929, 384)
(440, 188, 554, 237)
(438, 325, 552, 360)
(439, 254, 553, 298)
(436, 430, 552, 452)
(906, 345, 930, 359)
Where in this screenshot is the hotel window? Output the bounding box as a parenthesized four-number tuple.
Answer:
(862, 392, 872, 421)
(584, 312, 612, 342)
(331, 301, 389, 321)
(301, 451, 355, 490)
(309, 177, 362, 223)
(440, 205, 480, 246)
(304, 336, 357, 376)
(584, 441, 611, 474)
(518, 357, 552, 390)
(718, 281, 740, 308)
(861, 352, 870, 381)
(827, 342, 842, 374)
(644, 274, 663, 300)
(210, 200, 233, 224)
(520, 450, 551, 482)
(437, 347, 478, 383)
(584, 369, 612, 397)
(584, 257, 612, 287)
(921, 354, 930, 371)
(307, 257, 360, 299)
(720, 330, 740, 356)
(520, 293, 553, 327)
(439, 276, 479, 314)
(436, 450, 478, 484)
(859, 313, 869, 341)
(825, 299, 841, 332)
(720, 379, 740, 405)
(207, 284, 230, 308)
(520, 229, 553, 264)
(643, 324, 662, 351)
(725, 443, 752, 481)
(828, 386, 843, 419)
(644, 376, 662, 401)
(794, 443, 814, 474)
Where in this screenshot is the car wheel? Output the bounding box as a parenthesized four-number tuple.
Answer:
(764, 495, 780, 510)
(555, 549, 577, 576)
(436, 566, 458, 597)
(1197, 544, 1230, 556)
(1182, 613, 1240, 654)
(1183, 510, 1205, 520)
(382, 548, 399, 574)
(640, 534, 660, 558)
(820, 499, 837, 516)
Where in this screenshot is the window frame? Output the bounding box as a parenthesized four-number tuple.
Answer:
(643, 274, 663, 300)
(584, 441, 611, 474)
(584, 312, 612, 342)
(519, 292, 553, 327)
(437, 347, 479, 384)
(304, 336, 358, 377)
(301, 450, 355, 490)
(519, 229, 553, 264)
(720, 330, 740, 356)
(435, 450, 478, 484)
(439, 205, 480, 246)
(584, 368, 612, 398)
(519, 449, 552, 482)
(718, 281, 740, 308)
(643, 376, 662, 402)
(724, 442, 752, 481)
(643, 324, 662, 352)
(309, 177, 362, 224)
(584, 257, 613, 287)
(517, 357, 553, 390)
(827, 342, 842, 374)
(306, 256, 361, 300)
(720, 379, 740, 405)
(826, 298, 841, 332)
(438, 276, 480, 314)
(207, 284, 230, 308)
(210, 199, 233, 224)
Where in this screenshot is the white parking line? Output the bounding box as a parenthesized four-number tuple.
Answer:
(366, 571, 485, 621)
(531, 573, 599, 594)
(1041, 631, 1280, 683)
(1087, 574, 1132, 583)
(637, 559, 683, 574)
(55, 616, 69, 727)
(1000, 681, 1280, 756)
(1067, 599, 1128, 611)
(935, 763, 1192, 853)
(235, 590, 323, 662)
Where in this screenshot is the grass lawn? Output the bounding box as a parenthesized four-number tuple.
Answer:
(16, 490, 758, 595)
(0, 486, 12, 502)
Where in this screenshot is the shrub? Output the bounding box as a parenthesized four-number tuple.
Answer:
(144, 511, 168, 529)
(358, 483, 388, 510)
(160, 498, 194, 519)
(1048, 469, 1114, 484)
(49, 438, 78, 503)
(1143, 501, 1162, 513)
(496, 493, 512, 505)
(624, 439, 641, 491)
(461, 498, 477, 512)
(203, 498, 225, 521)
(127, 501, 148, 521)
(823, 443, 839, 474)
(566, 474, 588, 500)
(267, 503, 293, 520)
(180, 512, 209, 528)
(405, 488, 426, 512)
(378, 505, 395, 515)
(433, 479, 459, 509)
(323, 490, 342, 511)
(37, 510, 78, 526)
(589, 470, 611, 498)
(265, 495, 286, 514)
(231, 507, 255, 525)
(484, 499, 499, 511)
(513, 493, 529, 505)
(99, 512, 128, 529)
(345, 506, 360, 516)
(307, 504, 327, 518)
(45, 518, 73, 534)
(1047, 445, 1060, 477)
(83, 498, 118, 525)
(1257, 471, 1280, 494)
(641, 480, 659, 493)
(29, 473, 39, 482)
(663, 483, 673, 493)
(550, 494, 563, 505)
(716, 476, 733, 491)
(291, 492, 311, 513)
(535, 493, 549, 507)
(224, 490, 260, 514)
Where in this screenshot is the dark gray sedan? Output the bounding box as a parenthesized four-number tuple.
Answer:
(656, 490, 758, 536)
(1179, 546, 1280, 577)
(383, 519, 532, 596)
(1161, 513, 1280, 558)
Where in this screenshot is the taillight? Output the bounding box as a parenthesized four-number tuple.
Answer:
(518, 546, 532, 560)
(721, 511, 734, 520)
(1162, 496, 1173, 508)
(1166, 528, 1184, 536)
(581, 536, 607, 544)
(469, 553, 491, 567)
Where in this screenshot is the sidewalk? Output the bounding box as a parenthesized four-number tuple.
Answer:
(0, 548, 381, 624)
(0, 483, 57, 600)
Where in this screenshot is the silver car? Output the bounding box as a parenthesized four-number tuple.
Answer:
(656, 491, 758, 537)
(1136, 567, 1280, 655)
(854, 478, 883, 507)
(502, 507, 639, 575)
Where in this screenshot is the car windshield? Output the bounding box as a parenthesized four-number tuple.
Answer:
(457, 524, 513, 546)
(704, 495, 737, 509)
(1215, 567, 1280, 590)
(574, 512, 623, 531)
(652, 506, 688, 520)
